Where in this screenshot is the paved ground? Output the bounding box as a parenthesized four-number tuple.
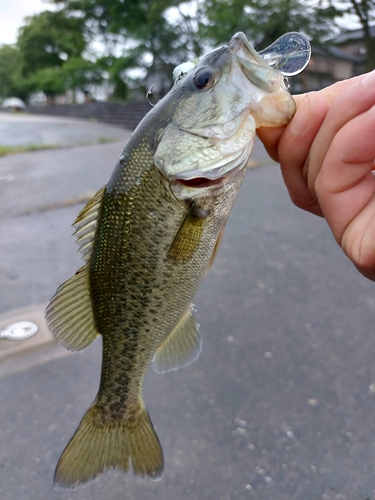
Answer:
(1, 114, 375, 500)
(0, 112, 125, 148)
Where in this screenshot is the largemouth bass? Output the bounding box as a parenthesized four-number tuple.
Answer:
(46, 32, 295, 488)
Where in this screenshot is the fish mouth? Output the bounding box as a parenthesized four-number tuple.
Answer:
(171, 110, 255, 188)
(176, 176, 225, 189)
(173, 158, 247, 194)
(174, 146, 250, 182)
(228, 32, 266, 66)
(171, 111, 253, 192)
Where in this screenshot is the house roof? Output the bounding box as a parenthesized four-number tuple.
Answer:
(332, 25, 375, 44)
(312, 45, 364, 63)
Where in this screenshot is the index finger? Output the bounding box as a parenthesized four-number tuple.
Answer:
(306, 71, 375, 200)
(257, 74, 367, 164)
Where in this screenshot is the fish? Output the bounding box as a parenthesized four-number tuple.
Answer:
(46, 31, 295, 489)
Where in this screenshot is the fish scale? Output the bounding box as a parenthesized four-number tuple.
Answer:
(93, 163, 245, 406)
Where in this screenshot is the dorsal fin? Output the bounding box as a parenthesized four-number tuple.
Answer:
(46, 188, 105, 351)
(46, 188, 105, 350)
(46, 265, 99, 351)
(73, 186, 106, 262)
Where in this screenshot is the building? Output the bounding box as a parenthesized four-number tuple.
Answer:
(332, 25, 375, 59)
(289, 26, 374, 93)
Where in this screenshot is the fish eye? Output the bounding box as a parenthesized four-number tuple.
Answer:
(193, 68, 216, 90)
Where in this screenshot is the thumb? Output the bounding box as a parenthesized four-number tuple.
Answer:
(257, 94, 305, 162)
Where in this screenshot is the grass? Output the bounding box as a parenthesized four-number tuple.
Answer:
(0, 143, 59, 157)
(97, 136, 120, 144)
(0, 136, 120, 157)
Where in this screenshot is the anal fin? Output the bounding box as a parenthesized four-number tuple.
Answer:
(153, 306, 202, 373)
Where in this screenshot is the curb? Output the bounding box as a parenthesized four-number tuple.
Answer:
(0, 304, 70, 378)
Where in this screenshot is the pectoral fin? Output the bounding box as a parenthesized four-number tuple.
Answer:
(167, 203, 209, 263)
(153, 306, 202, 373)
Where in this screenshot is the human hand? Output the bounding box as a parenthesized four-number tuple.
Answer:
(257, 70, 375, 280)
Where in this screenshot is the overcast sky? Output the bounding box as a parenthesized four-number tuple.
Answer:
(0, 0, 55, 46)
(1, 1, 362, 48)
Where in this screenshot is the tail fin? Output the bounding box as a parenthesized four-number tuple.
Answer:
(54, 404, 164, 489)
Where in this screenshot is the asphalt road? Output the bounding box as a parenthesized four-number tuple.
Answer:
(0, 113, 125, 149)
(1, 114, 375, 500)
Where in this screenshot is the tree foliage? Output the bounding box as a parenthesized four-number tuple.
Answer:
(97, 55, 139, 101)
(30, 67, 67, 101)
(18, 10, 86, 76)
(324, 0, 375, 70)
(0, 45, 23, 100)
(349, 0, 375, 70)
(53, 0, 203, 94)
(1, 0, 372, 102)
(0, 45, 35, 101)
(202, 0, 341, 49)
(52, 0, 342, 90)
(62, 57, 104, 98)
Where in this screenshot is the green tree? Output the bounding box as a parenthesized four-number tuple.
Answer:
(0, 45, 22, 99)
(53, 0, 344, 96)
(30, 67, 67, 103)
(324, 0, 375, 70)
(97, 56, 139, 101)
(53, 0, 204, 94)
(201, 0, 340, 49)
(0, 45, 35, 101)
(62, 57, 104, 101)
(18, 10, 86, 77)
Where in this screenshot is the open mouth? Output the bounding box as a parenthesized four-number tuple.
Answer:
(176, 176, 224, 189)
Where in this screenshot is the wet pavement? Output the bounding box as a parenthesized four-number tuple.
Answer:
(0, 112, 125, 148)
(1, 114, 375, 500)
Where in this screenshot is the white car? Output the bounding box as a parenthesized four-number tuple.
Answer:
(2, 97, 26, 110)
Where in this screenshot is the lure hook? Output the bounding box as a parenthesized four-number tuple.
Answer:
(146, 85, 156, 108)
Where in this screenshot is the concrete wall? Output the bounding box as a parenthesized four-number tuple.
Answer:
(24, 101, 152, 130)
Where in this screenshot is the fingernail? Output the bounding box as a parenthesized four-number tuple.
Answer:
(289, 95, 309, 135)
(361, 69, 375, 88)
